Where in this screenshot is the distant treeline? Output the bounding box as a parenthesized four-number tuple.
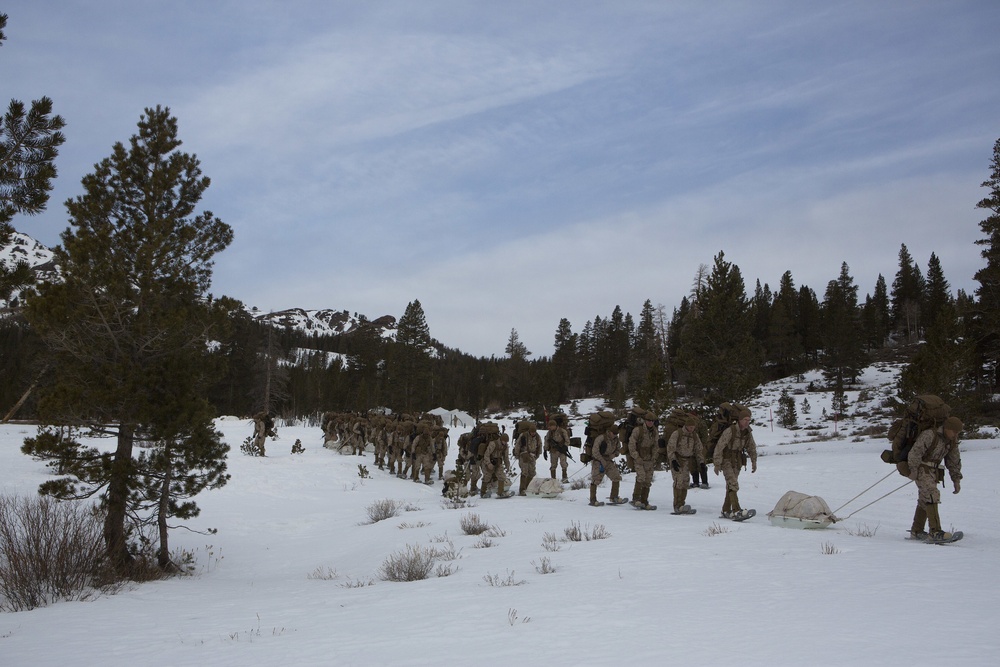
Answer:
(4, 240, 995, 424)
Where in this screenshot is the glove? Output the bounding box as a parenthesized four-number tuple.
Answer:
(713, 466, 720, 476)
(751, 463, 757, 473)
(953, 479, 961, 494)
(670, 459, 680, 472)
(543, 451, 548, 460)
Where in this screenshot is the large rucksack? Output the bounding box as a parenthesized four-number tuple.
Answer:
(617, 407, 647, 467)
(581, 410, 616, 464)
(881, 394, 950, 477)
(472, 422, 500, 460)
(706, 402, 746, 460)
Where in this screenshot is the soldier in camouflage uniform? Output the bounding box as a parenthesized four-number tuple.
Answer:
(544, 419, 572, 482)
(513, 422, 542, 496)
(667, 416, 704, 514)
(433, 426, 449, 481)
(907, 415, 963, 542)
(456, 429, 481, 495)
(628, 411, 659, 509)
(712, 407, 757, 519)
(410, 423, 435, 484)
(481, 430, 513, 498)
(252, 411, 276, 456)
(590, 425, 626, 506)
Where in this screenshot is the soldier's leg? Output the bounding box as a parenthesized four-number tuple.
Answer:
(910, 504, 928, 536)
(608, 464, 624, 501)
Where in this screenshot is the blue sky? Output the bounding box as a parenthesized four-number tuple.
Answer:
(3, 1, 998, 358)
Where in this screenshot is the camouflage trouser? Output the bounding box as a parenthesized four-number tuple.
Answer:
(914, 465, 941, 505)
(518, 456, 536, 493)
(482, 463, 507, 493)
(670, 456, 696, 489)
(413, 452, 434, 482)
(549, 450, 569, 477)
(466, 459, 482, 489)
(519, 456, 537, 483)
(591, 459, 621, 487)
(634, 459, 656, 487)
(719, 460, 741, 492)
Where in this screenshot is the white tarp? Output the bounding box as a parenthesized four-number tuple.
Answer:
(768, 490, 838, 523)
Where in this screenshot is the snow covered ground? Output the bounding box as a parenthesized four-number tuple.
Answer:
(2, 364, 998, 666)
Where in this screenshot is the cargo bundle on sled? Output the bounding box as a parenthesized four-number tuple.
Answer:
(767, 491, 839, 529)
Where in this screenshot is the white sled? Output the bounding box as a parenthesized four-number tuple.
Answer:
(526, 478, 564, 498)
(767, 491, 838, 529)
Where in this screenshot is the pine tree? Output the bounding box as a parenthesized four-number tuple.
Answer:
(676, 251, 763, 405)
(389, 299, 433, 411)
(973, 137, 1000, 394)
(821, 262, 867, 387)
(923, 253, 953, 334)
(551, 317, 578, 401)
(0, 14, 66, 299)
(505, 328, 530, 360)
(776, 387, 797, 428)
(22, 106, 233, 571)
(891, 244, 925, 342)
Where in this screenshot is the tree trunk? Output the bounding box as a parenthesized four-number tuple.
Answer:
(104, 423, 136, 572)
(156, 450, 176, 572)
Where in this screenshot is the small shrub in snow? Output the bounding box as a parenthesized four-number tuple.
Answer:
(564, 521, 610, 542)
(307, 566, 338, 580)
(845, 522, 879, 538)
(532, 557, 556, 574)
(473, 537, 496, 549)
(483, 570, 525, 587)
(365, 499, 403, 524)
(377, 544, 436, 582)
(541, 532, 562, 552)
(703, 522, 730, 537)
(821, 542, 840, 555)
(0, 495, 122, 611)
(460, 512, 490, 535)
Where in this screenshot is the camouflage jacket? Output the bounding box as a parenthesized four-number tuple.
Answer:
(713, 424, 757, 469)
(667, 427, 704, 463)
(908, 426, 962, 482)
(628, 424, 659, 462)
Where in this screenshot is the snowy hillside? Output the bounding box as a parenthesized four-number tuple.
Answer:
(1, 367, 998, 666)
(0, 232, 398, 342)
(0, 231, 59, 305)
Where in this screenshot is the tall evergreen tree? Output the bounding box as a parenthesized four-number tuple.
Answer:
(0, 14, 66, 299)
(767, 271, 803, 374)
(676, 251, 763, 404)
(22, 106, 233, 571)
(922, 252, 953, 332)
(388, 299, 434, 411)
(973, 137, 1000, 395)
(891, 243, 925, 342)
(820, 262, 867, 386)
(551, 317, 578, 401)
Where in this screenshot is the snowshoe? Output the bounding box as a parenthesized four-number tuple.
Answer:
(608, 497, 629, 505)
(642, 503, 658, 511)
(700, 482, 710, 489)
(589, 500, 605, 507)
(926, 530, 963, 544)
(730, 509, 756, 522)
(496, 491, 515, 499)
(670, 505, 696, 515)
